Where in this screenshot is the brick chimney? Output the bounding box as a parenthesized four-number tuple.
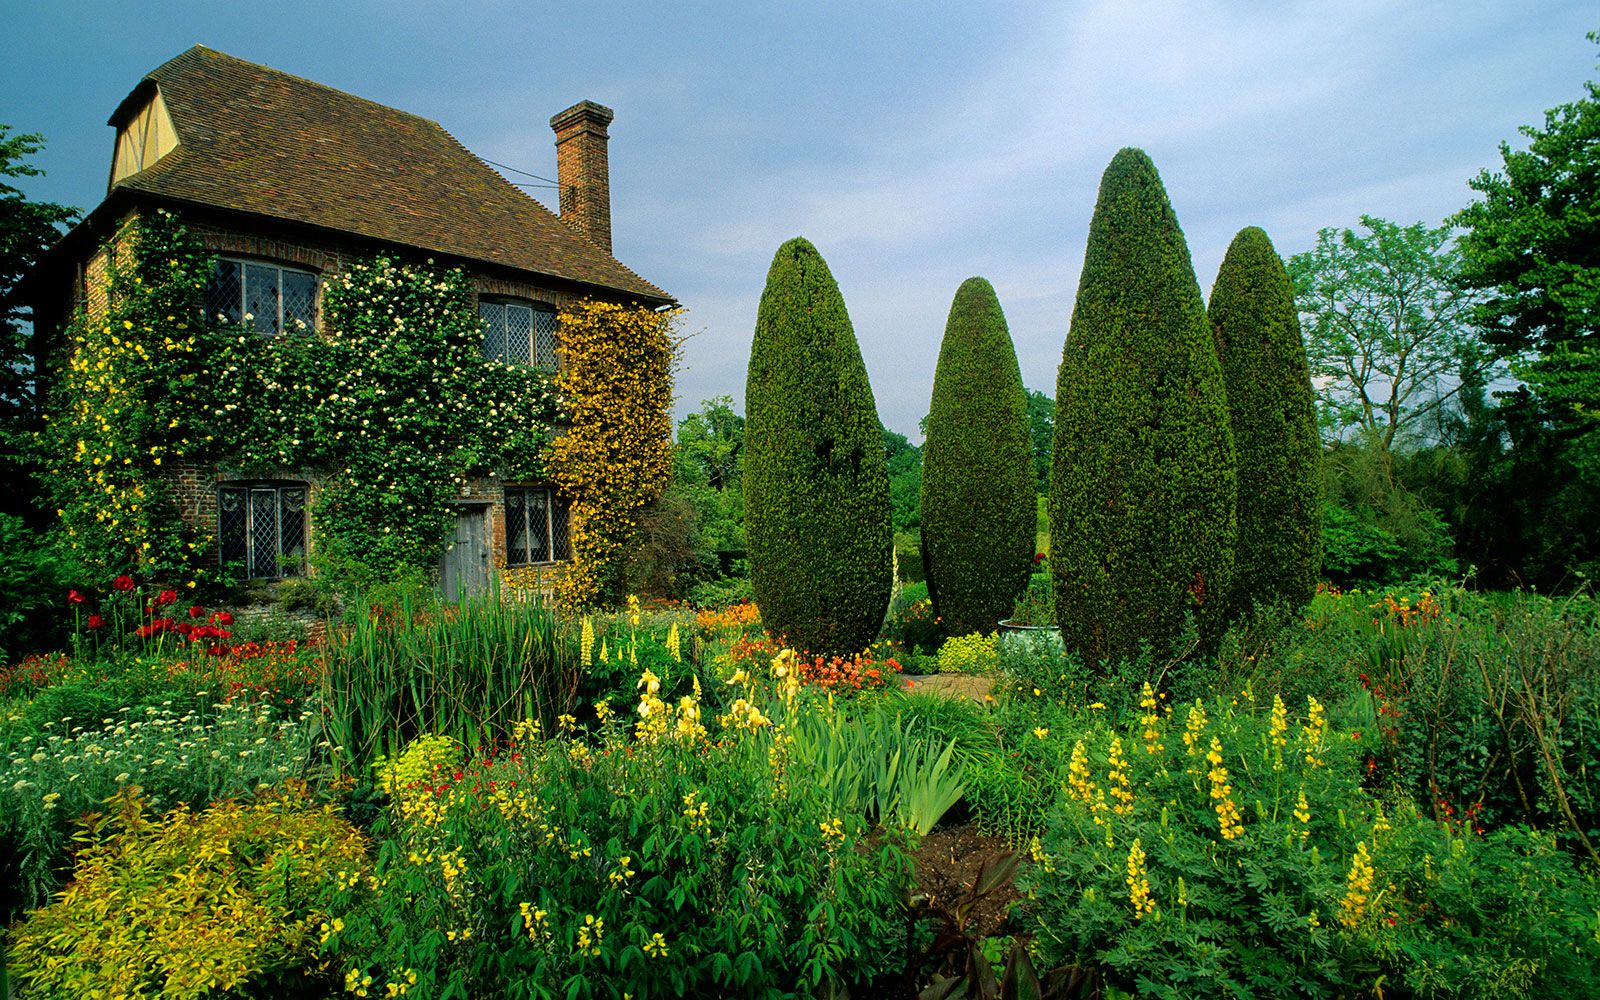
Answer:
(550, 100, 615, 253)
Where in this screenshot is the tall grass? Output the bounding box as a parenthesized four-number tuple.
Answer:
(320, 587, 578, 774)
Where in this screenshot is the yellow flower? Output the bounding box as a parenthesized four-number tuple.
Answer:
(644, 931, 669, 958)
(1125, 838, 1156, 920)
(1338, 841, 1376, 927)
(1207, 737, 1244, 840)
(1032, 726, 1049, 740)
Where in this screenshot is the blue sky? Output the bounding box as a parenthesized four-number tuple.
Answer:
(6, 1, 1595, 438)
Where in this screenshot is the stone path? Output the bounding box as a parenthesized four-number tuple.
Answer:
(899, 673, 995, 702)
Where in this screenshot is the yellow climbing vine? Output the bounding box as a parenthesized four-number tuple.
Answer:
(547, 300, 678, 609)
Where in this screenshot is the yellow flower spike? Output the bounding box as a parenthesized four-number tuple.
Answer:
(1125, 838, 1156, 920)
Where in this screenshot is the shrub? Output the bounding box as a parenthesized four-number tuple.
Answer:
(1, 697, 323, 911)
(920, 277, 1036, 636)
(1020, 683, 1600, 998)
(0, 514, 69, 664)
(1208, 226, 1323, 616)
(937, 631, 1000, 675)
(6, 785, 371, 999)
(319, 707, 912, 998)
(744, 237, 892, 654)
(1050, 148, 1237, 668)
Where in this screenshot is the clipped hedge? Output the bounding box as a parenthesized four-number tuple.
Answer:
(1049, 148, 1237, 666)
(920, 277, 1036, 636)
(1209, 226, 1323, 615)
(743, 238, 891, 654)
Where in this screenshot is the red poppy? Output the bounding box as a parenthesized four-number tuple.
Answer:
(113, 575, 135, 591)
(68, 590, 87, 604)
(210, 611, 234, 626)
(188, 605, 205, 618)
(86, 614, 105, 630)
(155, 589, 177, 606)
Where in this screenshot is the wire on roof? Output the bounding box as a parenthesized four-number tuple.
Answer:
(480, 157, 558, 186)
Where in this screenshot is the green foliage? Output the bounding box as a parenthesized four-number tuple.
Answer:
(1322, 437, 1458, 587)
(1209, 227, 1323, 615)
(1456, 34, 1600, 485)
(0, 125, 77, 516)
(1020, 686, 1600, 999)
(6, 786, 370, 999)
(1, 695, 322, 911)
(321, 723, 912, 998)
(1287, 216, 1491, 452)
(40, 214, 559, 588)
(1026, 389, 1054, 495)
(669, 395, 746, 580)
(921, 278, 1037, 637)
(0, 513, 69, 663)
(885, 423, 924, 533)
(789, 704, 967, 837)
(886, 580, 942, 653)
(744, 237, 892, 654)
(320, 586, 578, 773)
(1049, 148, 1237, 666)
(938, 632, 1000, 675)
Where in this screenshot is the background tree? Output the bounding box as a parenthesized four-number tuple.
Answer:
(1287, 216, 1489, 458)
(1050, 148, 1237, 666)
(743, 237, 891, 654)
(1456, 32, 1600, 484)
(1209, 227, 1323, 613)
(920, 277, 1035, 636)
(1026, 388, 1054, 495)
(1, 125, 77, 518)
(882, 423, 922, 534)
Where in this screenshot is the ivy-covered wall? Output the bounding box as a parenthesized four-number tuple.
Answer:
(41, 210, 569, 589)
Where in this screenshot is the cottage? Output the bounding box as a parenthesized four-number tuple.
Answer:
(27, 45, 673, 598)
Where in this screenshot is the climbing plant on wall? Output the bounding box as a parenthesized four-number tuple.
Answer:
(42, 212, 561, 588)
(547, 299, 678, 610)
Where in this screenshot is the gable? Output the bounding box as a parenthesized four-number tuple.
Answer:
(110, 87, 178, 185)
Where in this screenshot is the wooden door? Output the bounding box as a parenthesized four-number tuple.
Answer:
(440, 507, 490, 602)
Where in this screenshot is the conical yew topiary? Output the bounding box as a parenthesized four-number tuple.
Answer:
(1209, 226, 1323, 615)
(920, 277, 1037, 637)
(743, 237, 892, 654)
(1049, 148, 1238, 665)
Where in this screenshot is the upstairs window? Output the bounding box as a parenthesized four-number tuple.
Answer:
(204, 259, 317, 336)
(480, 299, 558, 368)
(505, 487, 571, 564)
(218, 482, 307, 579)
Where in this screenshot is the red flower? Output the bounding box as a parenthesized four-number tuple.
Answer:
(188, 605, 205, 618)
(113, 575, 135, 591)
(68, 590, 87, 604)
(86, 614, 105, 631)
(210, 611, 233, 626)
(155, 589, 178, 606)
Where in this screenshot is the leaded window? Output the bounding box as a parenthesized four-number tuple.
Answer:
(480, 300, 558, 368)
(218, 483, 307, 579)
(204, 259, 317, 336)
(504, 487, 571, 564)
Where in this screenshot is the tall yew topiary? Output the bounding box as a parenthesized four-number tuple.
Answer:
(920, 277, 1036, 636)
(1209, 226, 1323, 614)
(1050, 148, 1237, 665)
(744, 238, 892, 654)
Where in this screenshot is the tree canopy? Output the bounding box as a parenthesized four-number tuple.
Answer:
(920, 277, 1035, 637)
(1456, 32, 1600, 482)
(1287, 217, 1490, 454)
(1050, 148, 1237, 665)
(743, 237, 891, 654)
(1209, 227, 1323, 612)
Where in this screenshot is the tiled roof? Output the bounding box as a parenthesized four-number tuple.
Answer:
(110, 45, 670, 303)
